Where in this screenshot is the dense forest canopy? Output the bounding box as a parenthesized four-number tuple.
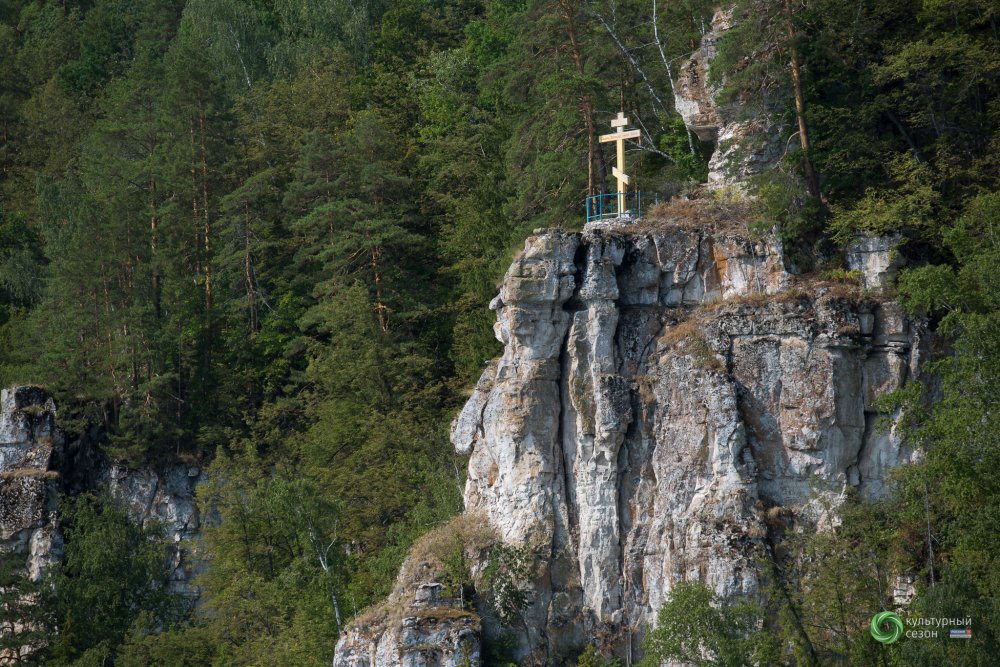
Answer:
(0, 0, 998, 664)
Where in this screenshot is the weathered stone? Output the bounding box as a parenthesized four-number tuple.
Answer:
(847, 234, 905, 289)
(335, 615, 480, 667)
(0, 386, 205, 597)
(0, 387, 63, 579)
(338, 224, 925, 666)
(674, 10, 784, 189)
(99, 462, 205, 594)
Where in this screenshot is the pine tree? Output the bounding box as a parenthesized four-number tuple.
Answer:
(0, 550, 52, 665)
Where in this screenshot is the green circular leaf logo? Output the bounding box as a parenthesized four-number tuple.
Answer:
(870, 611, 904, 644)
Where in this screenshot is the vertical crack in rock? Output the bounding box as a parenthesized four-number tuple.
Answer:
(564, 232, 634, 623)
(557, 330, 577, 541)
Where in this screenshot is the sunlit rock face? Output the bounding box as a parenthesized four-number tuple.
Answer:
(336, 222, 924, 666)
(0, 386, 204, 594)
(463, 230, 920, 663)
(334, 582, 481, 667)
(674, 9, 784, 189)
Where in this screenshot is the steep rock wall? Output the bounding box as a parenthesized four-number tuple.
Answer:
(336, 222, 923, 666)
(0, 386, 204, 595)
(674, 9, 784, 189)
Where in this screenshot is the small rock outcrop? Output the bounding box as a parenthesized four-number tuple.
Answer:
(0, 386, 204, 595)
(334, 515, 490, 667)
(335, 217, 924, 666)
(846, 234, 905, 290)
(336, 589, 480, 667)
(0, 387, 62, 580)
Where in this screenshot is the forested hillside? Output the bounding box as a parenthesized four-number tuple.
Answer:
(0, 0, 998, 664)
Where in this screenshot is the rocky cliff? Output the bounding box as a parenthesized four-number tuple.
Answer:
(332, 7, 923, 663)
(674, 9, 784, 189)
(0, 386, 204, 595)
(333, 214, 923, 666)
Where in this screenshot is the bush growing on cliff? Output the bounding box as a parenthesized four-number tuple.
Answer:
(640, 581, 779, 667)
(0, 549, 52, 665)
(574, 643, 622, 667)
(765, 495, 900, 666)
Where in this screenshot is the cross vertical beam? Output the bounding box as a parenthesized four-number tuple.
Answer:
(599, 112, 640, 216)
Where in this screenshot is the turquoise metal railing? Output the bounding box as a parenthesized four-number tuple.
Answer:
(585, 191, 642, 223)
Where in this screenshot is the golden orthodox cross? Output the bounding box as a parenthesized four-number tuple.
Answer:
(599, 112, 640, 215)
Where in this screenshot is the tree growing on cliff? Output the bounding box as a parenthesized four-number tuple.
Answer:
(0, 550, 52, 665)
(714, 0, 820, 200)
(639, 581, 779, 667)
(47, 493, 180, 666)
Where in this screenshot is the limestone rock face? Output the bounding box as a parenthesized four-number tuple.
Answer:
(336, 224, 924, 666)
(0, 386, 204, 595)
(461, 227, 921, 663)
(0, 387, 62, 580)
(846, 234, 905, 290)
(674, 10, 784, 189)
(334, 582, 480, 667)
(334, 516, 491, 667)
(99, 462, 205, 595)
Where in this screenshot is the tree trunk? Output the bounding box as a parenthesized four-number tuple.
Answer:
(559, 0, 598, 195)
(190, 120, 202, 286)
(371, 244, 388, 332)
(653, 0, 697, 157)
(243, 204, 258, 334)
(199, 110, 212, 314)
(149, 177, 161, 320)
(784, 0, 821, 200)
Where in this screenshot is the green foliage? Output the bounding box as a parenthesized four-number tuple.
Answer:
(771, 496, 902, 665)
(639, 581, 779, 667)
(0, 0, 997, 662)
(829, 156, 941, 244)
(575, 643, 622, 667)
(774, 183, 1000, 666)
(480, 542, 531, 628)
(899, 566, 999, 666)
(48, 492, 181, 666)
(117, 617, 216, 666)
(749, 167, 824, 268)
(0, 549, 52, 665)
(188, 448, 347, 666)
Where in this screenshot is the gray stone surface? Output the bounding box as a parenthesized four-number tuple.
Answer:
(0, 386, 204, 596)
(335, 224, 925, 666)
(846, 234, 905, 289)
(674, 9, 784, 190)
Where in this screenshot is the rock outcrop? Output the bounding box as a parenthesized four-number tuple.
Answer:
(674, 9, 784, 189)
(336, 218, 923, 666)
(0, 387, 63, 581)
(334, 515, 490, 667)
(0, 386, 204, 595)
(846, 234, 905, 290)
